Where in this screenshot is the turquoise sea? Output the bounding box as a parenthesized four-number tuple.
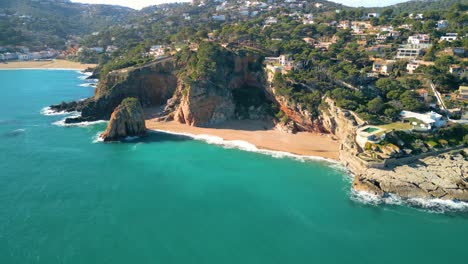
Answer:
(0, 70, 467, 264)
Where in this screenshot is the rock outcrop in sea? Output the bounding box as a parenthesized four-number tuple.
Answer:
(100, 97, 146, 141)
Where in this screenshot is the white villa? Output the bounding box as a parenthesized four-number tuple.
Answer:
(400, 111, 446, 131)
(408, 34, 430, 45)
(372, 60, 394, 76)
(440, 33, 458, 42)
(406, 61, 420, 74)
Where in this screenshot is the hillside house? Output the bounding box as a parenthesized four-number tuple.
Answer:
(437, 20, 448, 30)
(396, 46, 421, 60)
(409, 13, 423, 20)
(149, 45, 167, 57)
(416, 89, 429, 99)
(367, 13, 380, 18)
(408, 34, 430, 45)
(406, 61, 420, 74)
(265, 54, 297, 72)
(400, 111, 446, 131)
(458, 86, 468, 101)
(440, 33, 458, 42)
(372, 60, 394, 76)
(449, 65, 467, 76)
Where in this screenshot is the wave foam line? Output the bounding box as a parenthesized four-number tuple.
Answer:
(79, 83, 97, 88)
(150, 129, 341, 165)
(53, 117, 107, 127)
(351, 190, 468, 214)
(40, 107, 80, 116)
(93, 132, 104, 143)
(77, 71, 93, 80)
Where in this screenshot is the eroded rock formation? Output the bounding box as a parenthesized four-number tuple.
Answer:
(100, 97, 146, 141)
(51, 59, 177, 123)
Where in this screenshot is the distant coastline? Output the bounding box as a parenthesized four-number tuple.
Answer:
(0, 60, 97, 70)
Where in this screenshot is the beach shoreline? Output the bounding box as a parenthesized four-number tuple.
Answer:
(0, 60, 97, 70)
(145, 119, 341, 160)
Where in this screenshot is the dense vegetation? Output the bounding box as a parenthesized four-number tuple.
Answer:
(0, 0, 134, 49)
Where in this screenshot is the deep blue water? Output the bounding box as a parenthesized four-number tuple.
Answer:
(0, 70, 467, 264)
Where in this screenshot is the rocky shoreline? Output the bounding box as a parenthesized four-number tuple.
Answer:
(351, 150, 468, 201)
(322, 98, 468, 202)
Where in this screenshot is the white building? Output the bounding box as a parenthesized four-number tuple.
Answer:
(440, 33, 458, 42)
(367, 13, 380, 18)
(372, 60, 394, 76)
(406, 61, 420, 74)
(409, 13, 423, 19)
(400, 111, 446, 131)
(396, 47, 421, 60)
(408, 34, 430, 44)
(149, 45, 167, 57)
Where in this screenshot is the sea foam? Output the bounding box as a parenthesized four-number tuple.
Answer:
(351, 190, 468, 214)
(79, 83, 97, 88)
(150, 129, 341, 165)
(40, 107, 79, 116)
(53, 118, 107, 127)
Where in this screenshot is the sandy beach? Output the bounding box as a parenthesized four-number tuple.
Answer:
(0, 60, 97, 70)
(146, 119, 340, 160)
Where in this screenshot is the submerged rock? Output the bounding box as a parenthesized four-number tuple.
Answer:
(100, 98, 146, 141)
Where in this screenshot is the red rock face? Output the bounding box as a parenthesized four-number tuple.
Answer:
(174, 80, 235, 126)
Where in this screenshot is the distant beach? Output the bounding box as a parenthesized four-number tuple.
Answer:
(0, 60, 97, 70)
(145, 119, 341, 160)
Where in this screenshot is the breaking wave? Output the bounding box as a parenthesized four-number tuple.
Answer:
(79, 83, 97, 88)
(40, 107, 79, 116)
(150, 129, 341, 165)
(53, 117, 107, 127)
(351, 190, 468, 214)
(77, 71, 92, 80)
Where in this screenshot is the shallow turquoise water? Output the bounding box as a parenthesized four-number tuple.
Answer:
(0, 70, 467, 264)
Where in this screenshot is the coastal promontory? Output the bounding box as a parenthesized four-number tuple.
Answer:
(100, 97, 146, 141)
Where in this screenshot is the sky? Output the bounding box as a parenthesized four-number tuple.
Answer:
(71, 0, 411, 10)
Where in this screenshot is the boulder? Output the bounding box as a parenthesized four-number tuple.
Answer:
(100, 98, 146, 141)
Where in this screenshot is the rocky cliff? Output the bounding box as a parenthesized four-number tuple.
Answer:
(264, 69, 326, 133)
(353, 150, 468, 201)
(51, 59, 177, 123)
(162, 50, 270, 126)
(319, 98, 468, 202)
(100, 98, 146, 141)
